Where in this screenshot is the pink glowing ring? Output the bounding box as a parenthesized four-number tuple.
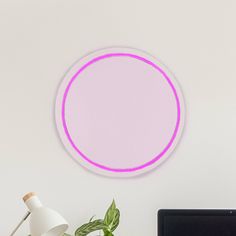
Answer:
(56, 48, 185, 177)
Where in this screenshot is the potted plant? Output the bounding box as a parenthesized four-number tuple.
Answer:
(65, 200, 120, 236)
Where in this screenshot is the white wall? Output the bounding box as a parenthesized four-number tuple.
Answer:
(0, 0, 236, 235)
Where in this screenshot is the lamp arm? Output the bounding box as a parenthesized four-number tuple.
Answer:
(9, 211, 31, 236)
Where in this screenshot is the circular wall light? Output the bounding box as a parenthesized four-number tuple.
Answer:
(55, 47, 185, 177)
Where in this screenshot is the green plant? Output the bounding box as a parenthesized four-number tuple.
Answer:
(65, 200, 120, 236)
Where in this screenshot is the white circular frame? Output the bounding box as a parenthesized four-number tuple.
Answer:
(55, 47, 185, 177)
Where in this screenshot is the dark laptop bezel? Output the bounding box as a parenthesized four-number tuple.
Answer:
(158, 209, 236, 236)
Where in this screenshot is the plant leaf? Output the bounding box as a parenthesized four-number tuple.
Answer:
(89, 215, 95, 222)
(104, 200, 120, 232)
(75, 219, 107, 236)
(104, 200, 116, 226)
(104, 231, 114, 236)
(110, 209, 120, 232)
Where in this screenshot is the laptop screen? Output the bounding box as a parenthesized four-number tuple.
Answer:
(158, 210, 236, 236)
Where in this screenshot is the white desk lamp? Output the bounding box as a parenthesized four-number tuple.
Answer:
(10, 192, 68, 236)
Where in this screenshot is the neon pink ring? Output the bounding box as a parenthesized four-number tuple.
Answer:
(62, 53, 181, 173)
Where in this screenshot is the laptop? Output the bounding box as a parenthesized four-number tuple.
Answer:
(158, 209, 236, 236)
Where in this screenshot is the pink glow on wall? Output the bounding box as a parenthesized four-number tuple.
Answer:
(55, 48, 185, 177)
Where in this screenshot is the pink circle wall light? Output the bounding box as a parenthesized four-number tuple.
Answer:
(55, 48, 185, 177)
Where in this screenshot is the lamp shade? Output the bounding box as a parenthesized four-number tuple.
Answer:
(23, 193, 68, 236)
